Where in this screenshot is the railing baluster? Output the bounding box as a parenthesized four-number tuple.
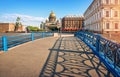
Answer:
(2, 36, 8, 51)
(75, 31, 120, 77)
(96, 34, 101, 52)
(42, 32, 45, 38)
(31, 32, 34, 41)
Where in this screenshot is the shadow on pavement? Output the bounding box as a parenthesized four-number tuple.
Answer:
(39, 37, 113, 77)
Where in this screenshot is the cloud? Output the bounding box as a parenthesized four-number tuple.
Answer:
(0, 13, 46, 27)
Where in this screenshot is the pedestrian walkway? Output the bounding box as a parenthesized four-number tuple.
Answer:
(0, 36, 113, 77)
(40, 37, 113, 77)
(0, 37, 58, 77)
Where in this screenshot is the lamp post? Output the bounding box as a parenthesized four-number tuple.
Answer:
(60, 18, 62, 37)
(57, 26, 60, 32)
(57, 24, 61, 37)
(56, 18, 62, 37)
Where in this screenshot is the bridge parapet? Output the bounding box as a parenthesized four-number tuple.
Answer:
(75, 31, 120, 77)
(0, 32, 53, 51)
(0, 38, 3, 51)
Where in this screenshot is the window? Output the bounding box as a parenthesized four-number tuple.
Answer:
(106, 11, 109, 17)
(106, 23, 109, 29)
(66, 24, 68, 26)
(99, 12, 101, 18)
(114, 11, 118, 17)
(115, 23, 118, 29)
(115, 0, 118, 4)
(106, 0, 109, 4)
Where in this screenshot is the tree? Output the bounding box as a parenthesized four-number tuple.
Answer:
(27, 26, 40, 32)
(16, 17, 20, 22)
(14, 17, 22, 32)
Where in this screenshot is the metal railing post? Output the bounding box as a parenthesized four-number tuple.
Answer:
(31, 32, 34, 41)
(96, 34, 101, 52)
(42, 32, 44, 38)
(2, 36, 8, 51)
(83, 33, 86, 42)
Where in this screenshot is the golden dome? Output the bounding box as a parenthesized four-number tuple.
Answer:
(49, 11, 56, 17)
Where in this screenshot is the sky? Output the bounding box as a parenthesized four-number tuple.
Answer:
(0, 0, 93, 27)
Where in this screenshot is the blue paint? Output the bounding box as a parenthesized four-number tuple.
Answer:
(42, 32, 45, 38)
(75, 31, 120, 77)
(31, 32, 34, 41)
(0, 32, 53, 51)
(2, 36, 8, 51)
(0, 38, 3, 50)
(96, 35, 101, 52)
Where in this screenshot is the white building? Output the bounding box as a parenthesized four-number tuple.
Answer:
(84, 0, 120, 33)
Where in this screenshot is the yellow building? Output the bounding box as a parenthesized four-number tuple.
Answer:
(84, 0, 120, 33)
(0, 23, 25, 33)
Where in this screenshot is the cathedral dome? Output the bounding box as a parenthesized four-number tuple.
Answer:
(49, 11, 56, 18)
(49, 11, 56, 22)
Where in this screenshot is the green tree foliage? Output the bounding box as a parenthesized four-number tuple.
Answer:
(16, 17, 20, 22)
(27, 26, 40, 31)
(14, 17, 22, 32)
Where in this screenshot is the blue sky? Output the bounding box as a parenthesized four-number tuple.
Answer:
(0, 0, 93, 27)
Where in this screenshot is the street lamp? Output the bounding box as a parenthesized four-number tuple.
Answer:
(56, 18, 62, 37)
(57, 23, 61, 37)
(57, 25, 60, 32)
(60, 18, 62, 37)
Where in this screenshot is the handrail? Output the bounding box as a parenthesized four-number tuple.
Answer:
(75, 31, 120, 77)
(0, 32, 53, 51)
(7, 34, 31, 48)
(0, 38, 3, 50)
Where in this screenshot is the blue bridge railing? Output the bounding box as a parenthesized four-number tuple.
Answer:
(0, 38, 3, 50)
(75, 31, 120, 77)
(7, 34, 31, 48)
(0, 32, 53, 51)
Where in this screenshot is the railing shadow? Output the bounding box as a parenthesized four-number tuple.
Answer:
(39, 37, 113, 77)
(75, 31, 120, 77)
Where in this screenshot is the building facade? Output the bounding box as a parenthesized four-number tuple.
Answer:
(62, 15, 84, 31)
(0, 23, 25, 32)
(84, 0, 120, 33)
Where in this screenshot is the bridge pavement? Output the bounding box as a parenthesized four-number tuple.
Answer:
(0, 35, 113, 77)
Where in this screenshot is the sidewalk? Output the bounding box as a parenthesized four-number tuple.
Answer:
(0, 37, 58, 77)
(40, 36, 113, 77)
(0, 35, 113, 77)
